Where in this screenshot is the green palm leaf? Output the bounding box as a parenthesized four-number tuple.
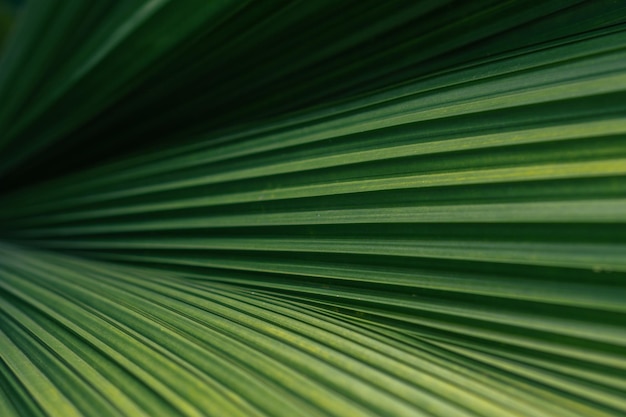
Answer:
(1, 1, 626, 416)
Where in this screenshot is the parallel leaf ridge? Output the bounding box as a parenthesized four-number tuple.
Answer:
(1, 1, 625, 416)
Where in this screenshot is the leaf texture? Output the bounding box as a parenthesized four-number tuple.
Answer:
(1, 1, 626, 416)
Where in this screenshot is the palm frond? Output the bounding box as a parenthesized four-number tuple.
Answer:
(1, 1, 626, 416)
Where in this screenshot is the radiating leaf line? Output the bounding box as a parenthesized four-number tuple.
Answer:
(2, 2, 626, 417)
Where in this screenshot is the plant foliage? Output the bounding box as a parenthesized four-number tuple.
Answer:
(1, 1, 626, 416)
